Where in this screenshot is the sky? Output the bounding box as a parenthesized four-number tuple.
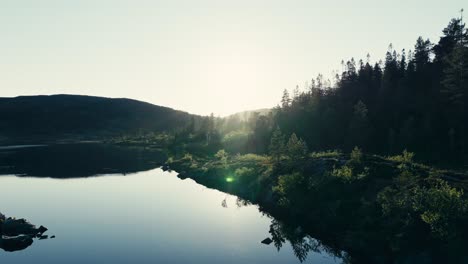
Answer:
(0, 1, 465, 116)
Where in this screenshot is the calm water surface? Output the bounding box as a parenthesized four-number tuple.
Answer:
(0, 144, 342, 263)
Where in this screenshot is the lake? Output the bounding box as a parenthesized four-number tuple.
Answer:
(0, 144, 343, 263)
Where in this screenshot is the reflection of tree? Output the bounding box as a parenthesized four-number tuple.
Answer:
(221, 198, 227, 208)
(221, 196, 252, 208)
(235, 197, 251, 208)
(268, 219, 346, 263)
(269, 220, 286, 251)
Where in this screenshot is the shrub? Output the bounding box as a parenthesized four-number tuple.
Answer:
(412, 179, 468, 239)
(350, 146, 363, 164)
(387, 149, 415, 163)
(273, 173, 305, 206)
(215, 149, 228, 162)
(310, 150, 342, 159)
(182, 153, 193, 162)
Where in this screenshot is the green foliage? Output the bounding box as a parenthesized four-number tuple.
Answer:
(266, 17, 468, 164)
(387, 149, 415, 163)
(273, 173, 305, 206)
(310, 150, 341, 158)
(182, 153, 193, 162)
(269, 127, 285, 164)
(378, 166, 468, 240)
(234, 167, 255, 177)
(166, 156, 174, 164)
(234, 153, 268, 163)
(221, 130, 249, 153)
(156, 16, 468, 262)
(330, 164, 368, 183)
(286, 133, 308, 161)
(329, 147, 368, 183)
(215, 149, 228, 161)
(222, 130, 247, 142)
(330, 165, 354, 182)
(413, 179, 468, 239)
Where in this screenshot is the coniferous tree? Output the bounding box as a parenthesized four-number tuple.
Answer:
(281, 89, 291, 108)
(286, 133, 308, 161)
(269, 127, 285, 164)
(348, 100, 370, 150)
(243, 17, 468, 164)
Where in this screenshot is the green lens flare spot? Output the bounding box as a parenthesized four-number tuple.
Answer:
(226, 177, 234, 183)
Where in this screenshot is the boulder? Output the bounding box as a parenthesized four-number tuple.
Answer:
(37, 225, 48, 235)
(0, 235, 34, 252)
(0, 214, 48, 252)
(2, 218, 39, 236)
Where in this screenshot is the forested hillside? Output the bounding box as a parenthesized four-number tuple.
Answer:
(276, 18, 468, 164)
(154, 17, 468, 263)
(0, 95, 200, 143)
(200, 17, 468, 166)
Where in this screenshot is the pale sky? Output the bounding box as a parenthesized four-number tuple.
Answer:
(0, 1, 465, 116)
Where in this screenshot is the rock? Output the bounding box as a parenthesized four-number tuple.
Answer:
(261, 237, 273, 245)
(0, 214, 48, 252)
(37, 225, 48, 235)
(0, 235, 34, 252)
(2, 218, 39, 236)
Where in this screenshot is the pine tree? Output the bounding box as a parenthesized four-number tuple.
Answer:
(293, 85, 300, 99)
(286, 133, 308, 160)
(414, 37, 432, 70)
(348, 100, 370, 149)
(442, 45, 468, 108)
(269, 127, 285, 164)
(281, 89, 291, 108)
(434, 18, 466, 61)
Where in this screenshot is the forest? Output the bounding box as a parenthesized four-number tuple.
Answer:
(5, 2, 468, 264)
(133, 17, 468, 263)
(3, 16, 466, 263)
(185, 17, 468, 166)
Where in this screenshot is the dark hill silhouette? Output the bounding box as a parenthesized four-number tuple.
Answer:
(0, 94, 197, 143)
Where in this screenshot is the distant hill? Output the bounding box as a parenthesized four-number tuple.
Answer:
(0, 95, 198, 143)
(225, 108, 274, 121)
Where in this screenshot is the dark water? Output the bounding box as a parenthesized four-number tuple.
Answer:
(0, 144, 343, 263)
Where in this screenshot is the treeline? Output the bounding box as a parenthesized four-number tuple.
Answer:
(185, 17, 464, 165)
(157, 16, 468, 263)
(171, 16, 468, 166)
(275, 17, 468, 164)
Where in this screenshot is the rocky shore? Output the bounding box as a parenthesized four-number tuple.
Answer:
(0, 212, 49, 252)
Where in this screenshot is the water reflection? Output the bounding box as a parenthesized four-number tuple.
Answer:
(270, 220, 347, 263)
(0, 143, 166, 178)
(222, 196, 346, 263)
(0, 144, 342, 263)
